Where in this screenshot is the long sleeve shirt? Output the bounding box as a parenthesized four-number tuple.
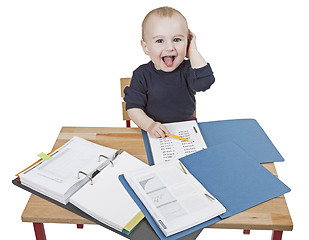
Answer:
(124, 60, 215, 123)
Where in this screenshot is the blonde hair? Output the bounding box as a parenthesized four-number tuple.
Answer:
(142, 6, 188, 40)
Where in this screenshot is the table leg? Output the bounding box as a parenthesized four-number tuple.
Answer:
(272, 231, 283, 240)
(126, 120, 131, 128)
(77, 224, 84, 229)
(243, 229, 250, 234)
(33, 223, 46, 240)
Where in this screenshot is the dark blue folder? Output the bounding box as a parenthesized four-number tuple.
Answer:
(119, 142, 290, 240)
(142, 119, 284, 165)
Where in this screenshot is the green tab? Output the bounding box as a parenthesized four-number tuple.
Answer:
(38, 152, 52, 160)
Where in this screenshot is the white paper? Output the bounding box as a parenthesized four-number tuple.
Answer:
(70, 151, 148, 231)
(147, 120, 207, 164)
(124, 160, 226, 237)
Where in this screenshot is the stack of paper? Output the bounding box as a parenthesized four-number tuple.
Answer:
(19, 136, 117, 204)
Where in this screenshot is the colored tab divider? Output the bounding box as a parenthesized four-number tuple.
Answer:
(123, 210, 144, 233)
(38, 152, 52, 160)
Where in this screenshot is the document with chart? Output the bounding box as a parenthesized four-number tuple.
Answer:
(123, 160, 226, 237)
(147, 120, 207, 165)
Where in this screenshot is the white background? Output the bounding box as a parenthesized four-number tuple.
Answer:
(1, 0, 308, 239)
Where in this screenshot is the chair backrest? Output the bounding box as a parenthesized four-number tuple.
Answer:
(120, 78, 132, 122)
(120, 77, 196, 126)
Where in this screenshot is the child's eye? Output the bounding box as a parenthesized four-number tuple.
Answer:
(174, 38, 182, 42)
(156, 39, 163, 43)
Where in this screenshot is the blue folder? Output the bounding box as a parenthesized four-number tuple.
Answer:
(199, 119, 284, 163)
(142, 119, 284, 165)
(119, 142, 290, 240)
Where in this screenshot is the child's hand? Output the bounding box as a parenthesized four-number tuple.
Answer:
(187, 29, 198, 58)
(148, 122, 170, 138)
(187, 29, 207, 69)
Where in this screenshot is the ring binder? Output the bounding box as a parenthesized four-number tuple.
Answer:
(112, 149, 122, 165)
(15, 136, 147, 234)
(99, 154, 114, 167)
(77, 171, 94, 185)
(98, 154, 108, 161)
(98, 149, 122, 167)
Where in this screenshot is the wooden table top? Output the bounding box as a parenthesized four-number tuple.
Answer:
(21, 127, 293, 232)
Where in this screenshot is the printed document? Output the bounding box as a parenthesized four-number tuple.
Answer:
(147, 120, 207, 164)
(124, 160, 226, 237)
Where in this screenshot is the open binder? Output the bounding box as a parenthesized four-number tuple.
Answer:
(14, 136, 146, 235)
(120, 142, 290, 240)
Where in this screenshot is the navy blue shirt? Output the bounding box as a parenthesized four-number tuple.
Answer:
(124, 60, 215, 123)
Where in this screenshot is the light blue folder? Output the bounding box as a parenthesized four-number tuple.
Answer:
(199, 119, 284, 163)
(142, 119, 284, 165)
(119, 142, 290, 240)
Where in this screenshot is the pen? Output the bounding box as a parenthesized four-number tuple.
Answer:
(165, 133, 189, 142)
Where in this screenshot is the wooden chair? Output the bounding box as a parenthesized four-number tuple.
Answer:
(121, 77, 196, 128)
(120, 78, 132, 127)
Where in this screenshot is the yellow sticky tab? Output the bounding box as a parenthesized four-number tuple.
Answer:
(123, 211, 144, 232)
(38, 152, 52, 160)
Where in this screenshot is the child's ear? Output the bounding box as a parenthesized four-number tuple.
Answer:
(141, 40, 149, 56)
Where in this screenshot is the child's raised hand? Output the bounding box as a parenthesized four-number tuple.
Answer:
(187, 29, 207, 69)
(187, 29, 198, 57)
(148, 122, 170, 138)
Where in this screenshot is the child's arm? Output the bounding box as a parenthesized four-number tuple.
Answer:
(187, 30, 207, 69)
(127, 108, 170, 138)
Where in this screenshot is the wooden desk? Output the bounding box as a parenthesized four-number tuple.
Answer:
(20, 127, 293, 240)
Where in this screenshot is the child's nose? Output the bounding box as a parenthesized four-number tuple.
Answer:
(166, 41, 175, 51)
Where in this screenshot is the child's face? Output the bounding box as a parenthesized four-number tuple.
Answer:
(141, 13, 188, 72)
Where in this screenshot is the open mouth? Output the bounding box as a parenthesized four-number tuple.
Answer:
(162, 56, 175, 67)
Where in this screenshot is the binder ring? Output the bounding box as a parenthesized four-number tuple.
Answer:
(98, 154, 114, 167)
(98, 154, 108, 162)
(77, 171, 93, 185)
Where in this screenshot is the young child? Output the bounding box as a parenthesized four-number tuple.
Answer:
(124, 6, 215, 138)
